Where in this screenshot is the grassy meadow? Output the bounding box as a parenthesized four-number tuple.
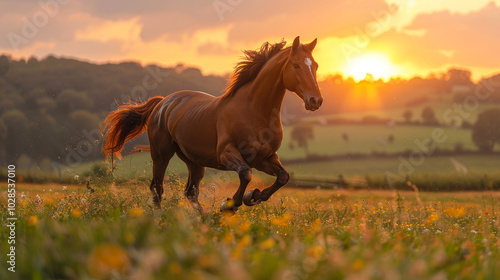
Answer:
(3, 122, 500, 279)
(1, 180, 500, 279)
(280, 124, 479, 159)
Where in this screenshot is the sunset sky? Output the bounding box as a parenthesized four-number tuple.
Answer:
(1, 0, 500, 81)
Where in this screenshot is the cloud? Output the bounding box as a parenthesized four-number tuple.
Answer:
(197, 42, 233, 55)
(75, 17, 142, 43)
(369, 2, 500, 71)
(0, 0, 499, 78)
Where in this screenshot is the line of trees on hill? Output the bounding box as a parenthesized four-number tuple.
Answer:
(0, 55, 226, 169)
(1, 54, 500, 169)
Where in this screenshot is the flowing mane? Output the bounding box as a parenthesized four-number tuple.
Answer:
(224, 40, 288, 97)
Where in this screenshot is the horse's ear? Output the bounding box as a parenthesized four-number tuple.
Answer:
(305, 38, 317, 52)
(291, 36, 300, 54)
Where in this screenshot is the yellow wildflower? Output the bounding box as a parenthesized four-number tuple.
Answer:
(259, 238, 276, 250)
(444, 206, 466, 218)
(88, 243, 131, 278)
(426, 213, 439, 225)
(129, 208, 144, 217)
(27, 216, 38, 226)
(271, 214, 291, 227)
(72, 208, 83, 218)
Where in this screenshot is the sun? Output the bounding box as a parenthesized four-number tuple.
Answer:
(342, 53, 400, 81)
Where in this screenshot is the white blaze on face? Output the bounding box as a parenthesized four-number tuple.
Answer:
(304, 57, 318, 88)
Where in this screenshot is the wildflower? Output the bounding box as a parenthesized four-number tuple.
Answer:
(72, 208, 83, 218)
(198, 255, 214, 268)
(351, 259, 364, 271)
(44, 197, 54, 206)
(259, 238, 276, 250)
(169, 262, 182, 275)
(271, 214, 291, 227)
(129, 208, 144, 217)
(237, 221, 251, 233)
(222, 232, 234, 244)
(27, 216, 38, 226)
(426, 213, 439, 225)
(306, 245, 324, 260)
(444, 206, 466, 218)
(221, 214, 239, 227)
(88, 243, 131, 278)
(237, 235, 252, 248)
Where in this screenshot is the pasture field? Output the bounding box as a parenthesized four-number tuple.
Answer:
(280, 124, 478, 159)
(79, 153, 500, 191)
(1, 180, 500, 279)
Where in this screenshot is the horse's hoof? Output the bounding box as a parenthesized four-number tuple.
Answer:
(220, 198, 238, 214)
(243, 189, 262, 206)
(189, 201, 204, 213)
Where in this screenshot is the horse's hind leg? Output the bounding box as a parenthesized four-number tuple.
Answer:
(149, 138, 175, 208)
(218, 144, 252, 212)
(177, 152, 205, 212)
(244, 153, 290, 206)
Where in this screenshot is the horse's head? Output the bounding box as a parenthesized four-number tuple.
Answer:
(283, 36, 323, 111)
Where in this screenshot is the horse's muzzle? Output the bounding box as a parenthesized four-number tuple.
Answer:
(305, 96, 323, 111)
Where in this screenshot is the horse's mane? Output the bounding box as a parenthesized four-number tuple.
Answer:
(224, 40, 288, 97)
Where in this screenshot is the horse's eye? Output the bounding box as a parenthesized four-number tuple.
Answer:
(293, 64, 300, 69)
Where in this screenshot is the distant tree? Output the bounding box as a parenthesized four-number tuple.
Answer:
(36, 97, 57, 112)
(0, 118, 6, 162)
(290, 124, 314, 156)
(1, 109, 30, 160)
(472, 108, 500, 152)
(388, 134, 395, 144)
(0, 55, 9, 77)
(342, 133, 349, 142)
(70, 110, 99, 132)
(403, 109, 413, 123)
(446, 68, 473, 86)
(25, 87, 47, 110)
(421, 106, 438, 125)
(55, 89, 93, 113)
(461, 120, 473, 129)
(17, 154, 34, 170)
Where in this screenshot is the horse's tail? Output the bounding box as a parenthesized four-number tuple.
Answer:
(101, 96, 163, 160)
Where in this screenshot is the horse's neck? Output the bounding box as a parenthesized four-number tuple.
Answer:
(247, 51, 289, 117)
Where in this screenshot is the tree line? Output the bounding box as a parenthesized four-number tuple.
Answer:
(1, 55, 500, 169)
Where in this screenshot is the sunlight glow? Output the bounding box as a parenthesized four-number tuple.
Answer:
(342, 53, 400, 81)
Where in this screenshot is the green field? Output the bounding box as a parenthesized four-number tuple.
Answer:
(281, 124, 479, 159)
(2, 181, 500, 279)
(90, 150, 500, 190)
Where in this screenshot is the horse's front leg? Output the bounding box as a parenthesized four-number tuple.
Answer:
(244, 153, 290, 206)
(218, 143, 252, 213)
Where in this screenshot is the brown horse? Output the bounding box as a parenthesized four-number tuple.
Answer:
(101, 36, 323, 212)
